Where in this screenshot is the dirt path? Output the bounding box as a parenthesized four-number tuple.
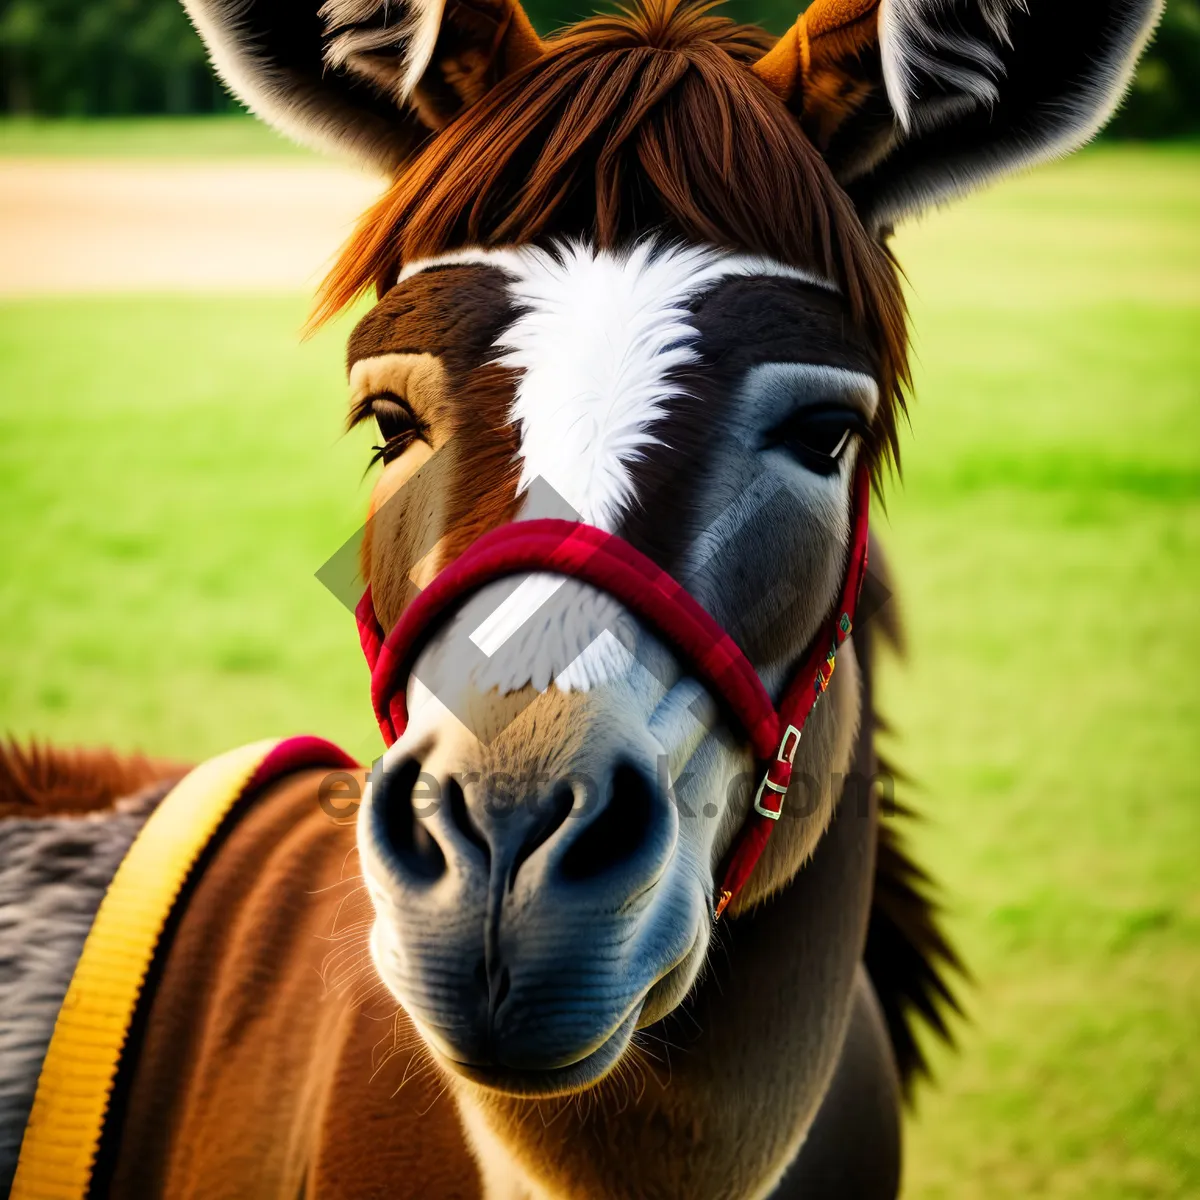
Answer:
(0, 159, 384, 296)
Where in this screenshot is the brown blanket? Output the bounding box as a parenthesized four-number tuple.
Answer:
(103, 768, 481, 1199)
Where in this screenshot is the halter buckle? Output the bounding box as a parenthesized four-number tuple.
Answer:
(778, 723, 802, 765)
(753, 775, 787, 819)
(752, 725, 803, 819)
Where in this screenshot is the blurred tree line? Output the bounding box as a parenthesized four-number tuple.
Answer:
(1, 0, 1197, 135)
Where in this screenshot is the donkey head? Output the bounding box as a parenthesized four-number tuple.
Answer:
(188, 0, 1158, 1097)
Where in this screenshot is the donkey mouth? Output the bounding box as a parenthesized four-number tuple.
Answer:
(432, 1004, 644, 1098)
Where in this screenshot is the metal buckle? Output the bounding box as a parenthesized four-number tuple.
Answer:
(752, 725, 803, 819)
(753, 775, 787, 820)
(779, 724, 802, 765)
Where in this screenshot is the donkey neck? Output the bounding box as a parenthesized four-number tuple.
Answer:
(452, 710, 880, 1200)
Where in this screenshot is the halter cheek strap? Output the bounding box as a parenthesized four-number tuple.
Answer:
(356, 463, 871, 919)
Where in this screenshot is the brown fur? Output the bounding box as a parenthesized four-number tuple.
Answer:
(322, 0, 545, 131)
(345, 269, 525, 631)
(0, 739, 186, 820)
(363, 358, 524, 631)
(313, 0, 910, 478)
(346, 263, 517, 371)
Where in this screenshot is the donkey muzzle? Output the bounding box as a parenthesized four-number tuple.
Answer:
(358, 689, 700, 1086)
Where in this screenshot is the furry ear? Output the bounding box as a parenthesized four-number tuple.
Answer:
(183, 0, 544, 172)
(753, 0, 1162, 230)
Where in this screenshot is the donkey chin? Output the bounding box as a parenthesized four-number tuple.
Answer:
(356, 580, 758, 1098)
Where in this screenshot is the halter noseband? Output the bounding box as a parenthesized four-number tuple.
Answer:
(356, 462, 871, 919)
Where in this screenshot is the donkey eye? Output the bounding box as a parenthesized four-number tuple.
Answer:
(357, 392, 426, 467)
(374, 397, 418, 443)
(769, 407, 865, 476)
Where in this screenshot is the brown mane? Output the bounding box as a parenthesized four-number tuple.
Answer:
(315, 0, 909, 475)
(0, 739, 186, 819)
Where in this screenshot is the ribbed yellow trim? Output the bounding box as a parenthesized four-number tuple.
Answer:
(11, 739, 287, 1200)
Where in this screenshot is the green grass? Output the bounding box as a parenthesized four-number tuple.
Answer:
(886, 144, 1200, 1198)
(0, 295, 382, 761)
(0, 114, 315, 158)
(0, 138, 1198, 1195)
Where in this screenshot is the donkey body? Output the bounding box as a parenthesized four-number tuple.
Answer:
(1, 0, 1159, 1196)
(1, 629, 907, 1199)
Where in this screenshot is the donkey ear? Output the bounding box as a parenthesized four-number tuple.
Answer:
(753, 0, 1162, 230)
(183, 0, 544, 172)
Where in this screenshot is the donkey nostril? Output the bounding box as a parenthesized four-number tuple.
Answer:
(560, 762, 655, 882)
(375, 758, 445, 881)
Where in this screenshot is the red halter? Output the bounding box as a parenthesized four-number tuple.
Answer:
(356, 462, 871, 919)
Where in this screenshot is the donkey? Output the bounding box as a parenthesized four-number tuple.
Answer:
(1, 0, 1159, 1197)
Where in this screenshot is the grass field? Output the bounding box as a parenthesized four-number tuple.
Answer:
(886, 146, 1200, 1198)
(1, 132, 1197, 1195)
(0, 114, 311, 158)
